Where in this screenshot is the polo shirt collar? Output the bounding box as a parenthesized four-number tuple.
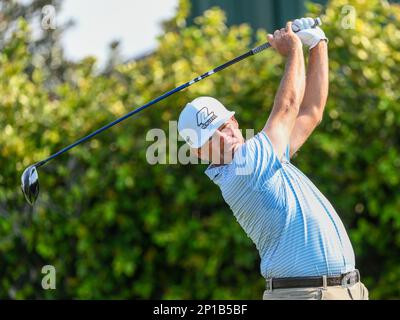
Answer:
(205, 164, 226, 183)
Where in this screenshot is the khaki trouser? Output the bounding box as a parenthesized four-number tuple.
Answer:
(263, 282, 369, 300)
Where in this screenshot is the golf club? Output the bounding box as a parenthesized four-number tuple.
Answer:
(21, 18, 322, 205)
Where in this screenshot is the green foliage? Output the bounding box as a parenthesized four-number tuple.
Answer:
(1, 0, 399, 299)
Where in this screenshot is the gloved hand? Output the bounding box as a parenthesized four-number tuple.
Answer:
(293, 17, 328, 50)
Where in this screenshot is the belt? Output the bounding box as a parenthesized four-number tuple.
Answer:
(265, 270, 360, 292)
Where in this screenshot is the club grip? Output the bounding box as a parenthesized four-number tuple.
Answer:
(251, 42, 272, 55)
(251, 17, 322, 55)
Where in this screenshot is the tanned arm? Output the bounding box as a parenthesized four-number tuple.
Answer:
(263, 22, 306, 160)
(289, 41, 329, 157)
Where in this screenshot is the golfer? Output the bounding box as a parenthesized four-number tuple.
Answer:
(178, 18, 369, 300)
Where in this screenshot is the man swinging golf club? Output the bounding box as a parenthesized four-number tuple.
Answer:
(178, 18, 369, 300)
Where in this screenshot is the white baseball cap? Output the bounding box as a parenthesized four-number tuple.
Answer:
(178, 97, 235, 149)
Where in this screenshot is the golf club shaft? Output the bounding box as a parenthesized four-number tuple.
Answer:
(35, 18, 321, 168)
(34, 45, 269, 168)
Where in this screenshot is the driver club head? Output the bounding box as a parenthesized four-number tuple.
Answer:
(21, 165, 40, 206)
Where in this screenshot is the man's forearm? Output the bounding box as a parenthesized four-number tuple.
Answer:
(300, 41, 328, 121)
(273, 47, 306, 118)
(264, 23, 306, 159)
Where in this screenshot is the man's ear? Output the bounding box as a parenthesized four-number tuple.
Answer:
(192, 145, 212, 163)
(214, 129, 228, 141)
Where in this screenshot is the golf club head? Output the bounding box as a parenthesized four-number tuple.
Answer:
(21, 165, 39, 206)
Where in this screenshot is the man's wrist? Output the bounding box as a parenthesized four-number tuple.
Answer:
(310, 39, 328, 51)
(288, 43, 303, 57)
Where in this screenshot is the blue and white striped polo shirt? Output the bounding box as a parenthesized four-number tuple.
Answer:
(205, 131, 355, 278)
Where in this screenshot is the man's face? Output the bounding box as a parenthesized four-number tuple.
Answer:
(194, 116, 244, 164)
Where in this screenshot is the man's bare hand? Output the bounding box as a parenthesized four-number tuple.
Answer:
(267, 22, 302, 57)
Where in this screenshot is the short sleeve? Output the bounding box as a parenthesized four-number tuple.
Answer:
(233, 131, 281, 188)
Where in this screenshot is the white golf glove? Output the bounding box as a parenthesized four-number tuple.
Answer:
(293, 17, 328, 50)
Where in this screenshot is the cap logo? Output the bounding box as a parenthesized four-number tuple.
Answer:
(196, 107, 218, 130)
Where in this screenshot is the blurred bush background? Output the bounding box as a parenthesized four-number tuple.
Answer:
(0, 0, 399, 299)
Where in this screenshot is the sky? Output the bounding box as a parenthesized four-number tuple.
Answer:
(56, 0, 178, 66)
